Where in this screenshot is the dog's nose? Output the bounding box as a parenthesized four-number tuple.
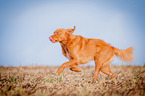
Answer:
(49, 37, 52, 41)
(49, 36, 55, 42)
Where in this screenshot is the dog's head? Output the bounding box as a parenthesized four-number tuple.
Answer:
(49, 26, 76, 43)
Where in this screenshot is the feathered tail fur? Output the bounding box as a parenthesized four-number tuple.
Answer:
(113, 47, 134, 62)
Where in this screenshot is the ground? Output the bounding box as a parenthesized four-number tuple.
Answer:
(0, 65, 144, 96)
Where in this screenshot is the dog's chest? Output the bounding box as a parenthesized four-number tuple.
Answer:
(64, 46, 70, 60)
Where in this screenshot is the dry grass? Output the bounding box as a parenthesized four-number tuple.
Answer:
(0, 65, 144, 96)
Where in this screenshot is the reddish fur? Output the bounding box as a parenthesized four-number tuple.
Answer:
(113, 47, 134, 62)
(49, 26, 134, 79)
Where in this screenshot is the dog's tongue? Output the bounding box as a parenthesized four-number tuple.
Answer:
(49, 37, 55, 42)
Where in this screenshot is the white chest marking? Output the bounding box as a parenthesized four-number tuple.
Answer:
(64, 47, 70, 60)
(66, 51, 70, 60)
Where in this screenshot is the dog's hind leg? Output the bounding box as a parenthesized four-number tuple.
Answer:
(101, 65, 116, 79)
(93, 47, 114, 79)
(70, 67, 82, 72)
(100, 55, 116, 79)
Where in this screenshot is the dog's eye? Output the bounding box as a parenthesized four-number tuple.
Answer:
(56, 33, 59, 35)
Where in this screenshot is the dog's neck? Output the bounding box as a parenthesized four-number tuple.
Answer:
(59, 40, 68, 45)
(59, 35, 75, 46)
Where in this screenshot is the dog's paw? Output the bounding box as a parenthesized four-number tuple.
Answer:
(70, 67, 82, 72)
(56, 68, 64, 75)
(56, 71, 62, 75)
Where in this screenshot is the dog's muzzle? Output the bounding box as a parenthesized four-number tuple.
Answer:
(49, 37, 55, 42)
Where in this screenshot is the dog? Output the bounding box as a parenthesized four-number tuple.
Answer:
(49, 26, 134, 79)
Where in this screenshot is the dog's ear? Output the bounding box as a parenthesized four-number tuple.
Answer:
(66, 26, 76, 34)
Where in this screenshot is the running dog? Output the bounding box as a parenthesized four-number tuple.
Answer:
(49, 26, 134, 79)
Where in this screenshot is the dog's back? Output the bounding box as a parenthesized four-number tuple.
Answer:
(61, 35, 115, 64)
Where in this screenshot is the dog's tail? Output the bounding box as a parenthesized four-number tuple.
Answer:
(113, 47, 134, 62)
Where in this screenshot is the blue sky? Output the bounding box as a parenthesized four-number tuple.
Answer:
(0, 0, 145, 66)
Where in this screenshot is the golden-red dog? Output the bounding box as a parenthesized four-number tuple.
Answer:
(49, 26, 134, 79)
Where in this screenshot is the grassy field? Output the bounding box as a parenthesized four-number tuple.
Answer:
(0, 65, 144, 96)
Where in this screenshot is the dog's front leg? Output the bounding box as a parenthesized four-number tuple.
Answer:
(57, 59, 78, 75)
